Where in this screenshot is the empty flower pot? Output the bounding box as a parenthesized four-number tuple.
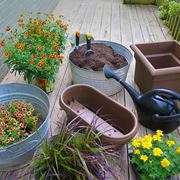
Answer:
(59, 84, 138, 146)
(130, 41, 180, 93)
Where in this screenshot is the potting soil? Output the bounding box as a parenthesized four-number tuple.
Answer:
(69, 43, 128, 71)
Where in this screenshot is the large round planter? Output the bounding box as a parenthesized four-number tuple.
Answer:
(0, 83, 50, 170)
(68, 40, 133, 96)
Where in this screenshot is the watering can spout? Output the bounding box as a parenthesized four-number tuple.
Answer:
(103, 65, 140, 103)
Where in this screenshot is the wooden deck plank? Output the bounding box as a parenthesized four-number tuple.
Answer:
(145, 5, 166, 41)
(128, 5, 144, 43)
(120, 4, 133, 46)
(90, 2, 104, 39)
(80, 1, 97, 33)
(111, 2, 122, 43)
(99, 2, 111, 40)
(1, 1, 178, 179)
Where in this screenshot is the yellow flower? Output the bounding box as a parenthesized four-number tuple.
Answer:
(156, 130, 163, 136)
(153, 134, 162, 142)
(153, 147, 163, 157)
(140, 155, 148, 162)
(176, 146, 180, 154)
(132, 137, 143, 147)
(143, 134, 152, 142)
(142, 141, 152, 149)
(166, 140, 175, 147)
(161, 158, 170, 168)
(134, 149, 140, 155)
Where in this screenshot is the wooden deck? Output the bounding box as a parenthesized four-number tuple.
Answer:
(0, 0, 179, 179)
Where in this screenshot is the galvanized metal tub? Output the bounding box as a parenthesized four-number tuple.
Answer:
(68, 40, 133, 96)
(0, 83, 50, 170)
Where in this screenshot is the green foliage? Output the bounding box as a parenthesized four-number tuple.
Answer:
(159, 0, 180, 19)
(32, 121, 118, 179)
(130, 130, 180, 180)
(169, 1, 180, 16)
(0, 12, 68, 83)
(0, 100, 38, 147)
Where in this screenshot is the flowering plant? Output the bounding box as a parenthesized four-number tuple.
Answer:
(130, 130, 180, 179)
(0, 12, 68, 83)
(0, 100, 38, 147)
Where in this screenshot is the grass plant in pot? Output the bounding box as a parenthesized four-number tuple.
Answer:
(68, 32, 133, 96)
(31, 120, 120, 179)
(0, 12, 68, 93)
(0, 83, 50, 170)
(129, 130, 180, 180)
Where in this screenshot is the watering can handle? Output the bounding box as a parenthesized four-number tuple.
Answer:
(153, 113, 180, 123)
(145, 89, 180, 101)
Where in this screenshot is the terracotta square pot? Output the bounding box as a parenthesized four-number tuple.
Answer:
(130, 41, 180, 93)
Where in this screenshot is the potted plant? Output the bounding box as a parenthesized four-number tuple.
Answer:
(130, 130, 180, 179)
(0, 83, 50, 170)
(31, 121, 120, 179)
(68, 32, 133, 96)
(0, 12, 68, 92)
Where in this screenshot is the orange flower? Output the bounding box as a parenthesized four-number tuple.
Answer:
(6, 26, 11, 32)
(17, 44, 24, 50)
(33, 54, 38, 58)
(20, 123, 25, 129)
(42, 21, 47, 25)
(38, 46, 44, 51)
(49, 54, 56, 59)
(38, 62, 44, 68)
(29, 59, 35, 65)
(58, 55, 64, 59)
(50, 33, 55, 37)
(0, 40, 5, 47)
(0, 132, 4, 137)
(41, 59, 46, 63)
(54, 46, 59, 51)
(41, 53, 46, 58)
(3, 52, 10, 57)
(10, 137, 14, 141)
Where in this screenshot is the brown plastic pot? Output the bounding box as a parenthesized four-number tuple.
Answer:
(59, 84, 138, 146)
(130, 41, 180, 93)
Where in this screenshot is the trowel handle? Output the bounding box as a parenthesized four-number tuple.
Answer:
(153, 113, 180, 123)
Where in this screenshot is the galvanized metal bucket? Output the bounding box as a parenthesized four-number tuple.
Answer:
(68, 40, 133, 96)
(0, 83, 50, 170)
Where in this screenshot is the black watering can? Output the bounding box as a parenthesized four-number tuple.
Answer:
(103, 65, 180, 133)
